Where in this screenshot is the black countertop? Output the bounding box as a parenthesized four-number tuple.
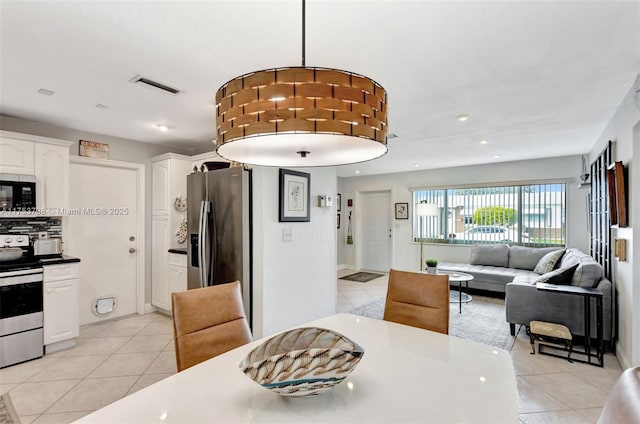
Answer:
(37, 255, 81, 265)
(168, 248, 187, 255)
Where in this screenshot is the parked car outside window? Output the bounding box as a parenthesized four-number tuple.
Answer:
(455, 226, 529, 242)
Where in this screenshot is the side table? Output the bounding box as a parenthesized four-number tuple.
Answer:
(434, 270, 474, 313)
(535, 283, 604, 367)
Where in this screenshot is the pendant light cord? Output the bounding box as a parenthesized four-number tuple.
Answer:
(302, 0, 306, 66)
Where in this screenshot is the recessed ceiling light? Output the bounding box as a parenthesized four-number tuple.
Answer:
(413, 163, 419, 167)
(480, 140, 488, 145)
(493, 155, 500, 159)
(355, 170, 360, 174)
(38, 88, 54, 96)
(456, 114, 470, 122)
(156, 124, 169, 132)
(95, 103, 108, 109)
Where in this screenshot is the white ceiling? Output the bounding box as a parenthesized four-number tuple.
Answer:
(1, 1, 638, 177)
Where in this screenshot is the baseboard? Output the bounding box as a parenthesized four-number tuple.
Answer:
(144, 303, 157, 314)
(45, 338, 77, 354)
(615, 341, 631, 369)
(337, 264, 346, 271)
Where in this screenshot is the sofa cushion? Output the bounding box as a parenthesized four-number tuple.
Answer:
(533, 249, 566, 274)
(470, 244, 509, 267)
(534, 264, 579, 285)
(560, 249, 604, 288)
(508, 246, 562, 270)
(438, 262, 539, 285)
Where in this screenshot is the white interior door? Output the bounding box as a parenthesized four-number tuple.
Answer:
(66, 159, 141, 325)
(361, 192, 391, 272)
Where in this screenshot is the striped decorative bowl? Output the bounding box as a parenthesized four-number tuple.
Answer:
(239, 327, 365, 397)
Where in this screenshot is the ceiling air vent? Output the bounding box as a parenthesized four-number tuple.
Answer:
(129, 75, 183, 95)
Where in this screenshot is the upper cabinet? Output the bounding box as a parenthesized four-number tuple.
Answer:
(152, 161, 170, 215)
(0, 137, 35, 174)
(0, 131, 72, 215)
(35, 143, 70, 211)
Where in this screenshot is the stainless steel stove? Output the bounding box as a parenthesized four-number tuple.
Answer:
(0, 234, 44, 368)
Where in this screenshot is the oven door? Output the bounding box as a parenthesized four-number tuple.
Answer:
(0, 272, 43, 336)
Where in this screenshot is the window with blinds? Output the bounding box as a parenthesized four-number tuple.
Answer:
(412, 183, 566, 246)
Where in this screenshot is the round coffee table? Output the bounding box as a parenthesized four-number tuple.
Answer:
(436, 270, 474, 313)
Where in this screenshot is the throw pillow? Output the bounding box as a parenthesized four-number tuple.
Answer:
(533, 249, 566, 274)
(535, 264, 579, 285)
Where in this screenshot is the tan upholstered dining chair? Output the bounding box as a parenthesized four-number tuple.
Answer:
(383, 269, 450, 334)
(598, 366, 640, 424)
(171, 280, 252, 372)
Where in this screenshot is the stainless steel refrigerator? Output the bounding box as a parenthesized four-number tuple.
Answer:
(187, 167, 252, 327)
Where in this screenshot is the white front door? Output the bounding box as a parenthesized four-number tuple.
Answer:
(66, 158, 141, 325)
(361, 192, 391, 272)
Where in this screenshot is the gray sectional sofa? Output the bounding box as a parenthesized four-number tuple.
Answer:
(439, 244, 613, 341)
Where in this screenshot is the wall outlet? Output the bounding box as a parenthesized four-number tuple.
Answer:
(282, 227, 293, 242)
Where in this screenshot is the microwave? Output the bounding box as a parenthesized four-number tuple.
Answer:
(0, 174, 37, 211)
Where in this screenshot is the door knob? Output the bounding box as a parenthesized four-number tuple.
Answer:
(129, 248, 136, 253)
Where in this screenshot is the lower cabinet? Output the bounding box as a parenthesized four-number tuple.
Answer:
(43, 264, 80, 347)
(153, 251, 187, 313)
(168, 253, 188, 302)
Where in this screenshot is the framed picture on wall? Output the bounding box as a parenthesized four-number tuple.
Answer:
(395, 202, 409, 219)
(337, 193, 342, 212)
(337, 213, 341, 229)
(279, 168, 310, 222)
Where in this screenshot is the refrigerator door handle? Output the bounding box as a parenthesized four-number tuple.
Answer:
(198, 200, 208, 287)
(209, 200, 216, 286)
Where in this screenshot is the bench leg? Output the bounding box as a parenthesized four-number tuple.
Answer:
(529, 330, 535, 355)
(566, 340, 573, 363)
(509, 323, 516, 336)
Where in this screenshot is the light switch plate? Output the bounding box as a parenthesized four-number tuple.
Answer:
(282, 227, 293, 242)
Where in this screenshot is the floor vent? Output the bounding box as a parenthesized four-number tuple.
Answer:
(129, 74, 183, 95)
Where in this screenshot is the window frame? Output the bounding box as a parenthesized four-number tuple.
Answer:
(411, 179, 568, 247)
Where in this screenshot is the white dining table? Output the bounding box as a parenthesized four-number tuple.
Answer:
(75, 313, 519, 423)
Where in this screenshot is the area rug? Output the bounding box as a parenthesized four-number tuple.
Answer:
(349, 295, 515, 351)
(339, 272, 384, 283)
(0, 393, 20, 424)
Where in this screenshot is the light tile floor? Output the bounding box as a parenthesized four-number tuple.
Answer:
(337, 269, 622, 424)
(0, 272, 622, 424)
(1, 312, 176, 424)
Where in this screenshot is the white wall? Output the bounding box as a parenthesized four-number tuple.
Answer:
(339, 155, 588, 272)
(0, 115, 192, 303)
(252, 166, 337, 339)
(588, 75, 640, 368)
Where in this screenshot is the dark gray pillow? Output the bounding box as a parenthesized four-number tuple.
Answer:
(535, 264, 579, 285)
(533, 249, 566, 274)
(470, 244, 509, 267)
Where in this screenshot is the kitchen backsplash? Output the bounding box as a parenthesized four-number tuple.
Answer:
(0, 217, 62, 240)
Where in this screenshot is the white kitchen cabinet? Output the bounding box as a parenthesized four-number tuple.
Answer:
(152, 161, 169, 215)
(0, 131, 72, 215)
(151, 154, 191, 312)
(168, 253, 187, 297)
(0, 136, 34, 174)
(43, 263, 79, 348)
(35, 142, 70, 212)
(152, 215, 171, 311)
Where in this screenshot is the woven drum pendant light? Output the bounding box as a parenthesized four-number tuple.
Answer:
(214, 1, 388, 167)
